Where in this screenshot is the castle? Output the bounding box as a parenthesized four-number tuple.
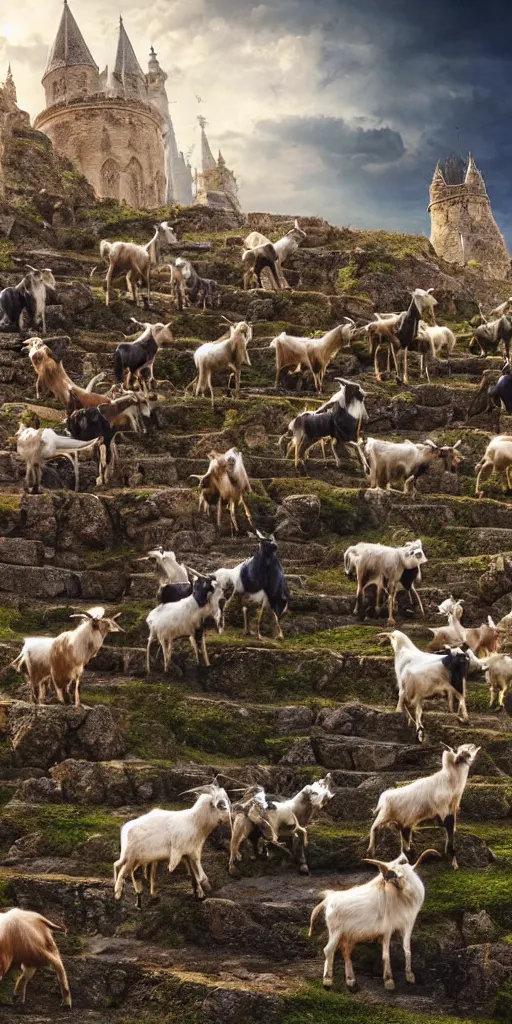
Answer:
(428, 153, 510, 280)
(31, 0, 239, 212)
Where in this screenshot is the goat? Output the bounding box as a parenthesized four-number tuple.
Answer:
(24, 337, 116, 411)
(16, 425, 99, 494)
(227, 786, 283, 873)
(100, 221, 177, 306)
(484, 653, 512, 709)
(242, 242, 281, 290)
(475, 435, 512, 498)
(417, 322, 456, 359)
(0, 267, 55, 334)
(385, 629, 470, 740)
(66, 406, 117, 487)
(367, 744, 480, 868)
(145, 576, 224, 671)
(190, 321, 252, 407)
(113, 783, 231, 905)
(9, 637, 54, 704)
(284, 379, 367, 471)
(229, 775, 334, 876)
(470, 316, 512, 362)
(168, 260, 189, 311)
(0, 908, 71, 1007)
(393, 289, 438, 383)
(137, 546, 190, 588)
(214, 531, 289, 640)
(428, 615, 499, 658)
(195, 447, 253, 532)
(270, 323, 353, 392)
(344, 540, 427, 625)
(363, 438, 463, 498)
(113, 320, 173, 394)
(491, 297, 512, 318)
(309, 849, 437, 992)
(244, 219, 307, 289)
(174, 257, 219, 309)
(50, 607, 123, 707)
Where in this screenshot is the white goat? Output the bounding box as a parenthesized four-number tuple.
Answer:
(50, 606, 123, 707)
(244, 219, 307, 289)
(367, 744, 480, 869)
(270, 323, 352, 391)
(364, 438, 440, 496)
(9, 637, 54, 704)
(16, 425, 99, 494)
(475, 435, 512, 498)
(0, 908, 71, 1007)
(137, 547, 189, 586)
(229, 775, 334, 876)
(386, 630, 470, 740)
(483, 653, 512, 709)
(417, 322, 456, 358)
(344, 540, 427, 625)
(309, 849, 437, 991)
(190, 321, 252, 407)
(146, 576, 224, 671)
(113, 783, 231, 904)
(100, 221, 177, 307)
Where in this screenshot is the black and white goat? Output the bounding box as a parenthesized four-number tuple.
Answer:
(470, 315, 512, 362)
(174, 257, 219, 309)
(0, 267, 56, 334)
(66, 407, 117, 487)
(281, 379, 367, 471)
(146, 576, 224, 671)
(113, 320, 173, 394)
(214, 531, 289, 640)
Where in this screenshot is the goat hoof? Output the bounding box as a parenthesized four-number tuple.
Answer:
(299, 864, 309, 875)
(384, 979, 395, 991)
(323, 979, 333, 990)
(346, 980, 358, 993)
(228, 865, 240, 877)
(405, 971, 416, 984)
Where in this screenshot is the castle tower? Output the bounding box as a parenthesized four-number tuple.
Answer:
(34, 3, 166, 208)
(428, 153, 510, 280)
(4, 66, 17, 106)
(194, 116, 240, 212)
(146, 45, 193, 206)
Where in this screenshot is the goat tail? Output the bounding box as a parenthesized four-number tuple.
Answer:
(309, 897, 326, 937)
(37, 914, 67, 934)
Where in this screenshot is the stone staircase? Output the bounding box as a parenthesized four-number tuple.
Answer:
(0, 208, 512, 1024)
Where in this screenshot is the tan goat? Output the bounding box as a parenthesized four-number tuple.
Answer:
(100, 221, 177, 306)
(195, 447, 253, 532)
(270, 323, 352, 392)
(475, 435, 512, 497)
(50, 606, 123, 706)
(190, 321, 252, 407)
(0, 908, 71, 1007)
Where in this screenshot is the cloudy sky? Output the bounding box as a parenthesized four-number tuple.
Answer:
(1, 0, 510, 244)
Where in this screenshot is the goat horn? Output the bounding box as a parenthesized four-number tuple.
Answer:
(111, 613, 123, 620)
(412, 849, 441, 870)
(363, 858, 392, 871)
(25, 264, 38, 272)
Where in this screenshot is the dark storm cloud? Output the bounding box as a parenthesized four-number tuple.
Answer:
(256, 115, 405, 166)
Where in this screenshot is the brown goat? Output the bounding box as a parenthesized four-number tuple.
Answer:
(100, 222, 177, 307)
(25, 338, 115, 411)
(0, 908, 71, 1007)
(195, 447, 253, 532)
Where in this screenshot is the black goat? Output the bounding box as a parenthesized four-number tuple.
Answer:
(470, 316, 512, 362)
(467, 363, 512, 427)
(0, 268, 56, 334)
(239, 532, 289, 640)
(174, 258, 219, 309)
(66, 407, 116, 486)
(158, 581, 193, 604)
(392, 289, 437, 383)
(113, 321, 172, 394)
(242, 243, 281, 290)
(284, 379, 367, 471)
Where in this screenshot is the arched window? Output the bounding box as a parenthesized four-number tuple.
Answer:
(100, 159, 121, 200)
(126, 157, 144, 209)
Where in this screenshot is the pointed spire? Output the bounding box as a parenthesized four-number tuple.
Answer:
(114, 16, 146, 83)
(432, 161, 445, 185)
(43, 0, 98, 79)
(198, 116, 216, 172)
(464, 153, 486, 194)
(4, 64, 17, 103)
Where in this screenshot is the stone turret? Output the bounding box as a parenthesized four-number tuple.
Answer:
(195, 116, 240, 213)
(146, 45, 193, 205)
(42, 0, 99, 106)
(428, 153, 510, 280)
(112, 17, 147, 103)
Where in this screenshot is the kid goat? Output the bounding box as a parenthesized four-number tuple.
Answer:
(367, 743, 480, 869)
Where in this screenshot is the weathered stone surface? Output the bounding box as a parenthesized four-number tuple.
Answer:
(275, 705, 314, 735)
(278, 738, 316, 766)
(0, 536, 45, 565)
(1, 701, 126, 769)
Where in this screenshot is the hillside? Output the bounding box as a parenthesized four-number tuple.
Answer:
(1, 139, 512, 1024)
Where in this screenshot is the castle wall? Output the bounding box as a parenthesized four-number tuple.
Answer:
(43, 66, 99, 108)
(429, 183, 510, 281)
(35, 98, 165, 208)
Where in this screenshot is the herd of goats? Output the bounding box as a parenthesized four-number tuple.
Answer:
(1, 219, 512, 1007)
